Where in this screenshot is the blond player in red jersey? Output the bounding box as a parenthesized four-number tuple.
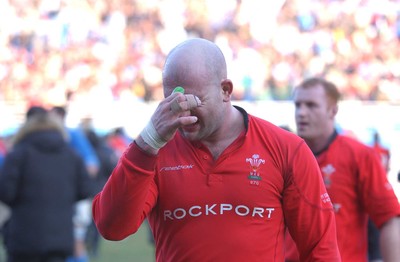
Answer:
(92, 38, 340, 261)
(286, 77, 400, 262)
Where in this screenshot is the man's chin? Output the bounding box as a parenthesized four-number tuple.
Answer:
(179, 129, 199, 141)
(296, 130, 308, 139)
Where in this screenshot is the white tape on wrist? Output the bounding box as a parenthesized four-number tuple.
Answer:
(140, 120, 167, 150)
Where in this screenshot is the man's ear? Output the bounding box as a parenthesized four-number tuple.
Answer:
(221, 79, 233, 102)
(330, 104, 338, 119)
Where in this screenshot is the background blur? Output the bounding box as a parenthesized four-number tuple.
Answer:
(1, 0, 400, 261)
(1, 0, 400, 128)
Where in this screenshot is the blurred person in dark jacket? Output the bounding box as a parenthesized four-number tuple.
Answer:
(0, 135, 7, 168)
(0, 134, 11, 233)
(0, 106, 99, 262)
(83, 129, 117, 193)
(82, 128, 118, 257)
(50, 106, 100, 262)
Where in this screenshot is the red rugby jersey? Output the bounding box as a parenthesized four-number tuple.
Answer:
(372, 142, 390, 173)
(286, 134, 400, 262)
(93, 112, 340, 262)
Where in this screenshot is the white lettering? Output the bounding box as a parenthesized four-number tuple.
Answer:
(205, 204, 217, 215)
(266, 208, 275, 218)
(189, 206, 202, 217)
(250, 180, 259, 185)
(160, 164, 195, 172)
(163, 204, 276, 221)
(164, 210, 173, 220)
(252, 207, 264, 217)
(235, 205, 250, 216)
(173, 208, 186, 219)
(220, 204, 233, 214)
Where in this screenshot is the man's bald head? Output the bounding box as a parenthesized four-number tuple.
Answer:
(162, 38, 227, 96)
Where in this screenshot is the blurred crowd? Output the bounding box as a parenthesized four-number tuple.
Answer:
(0, 0, 400, 110)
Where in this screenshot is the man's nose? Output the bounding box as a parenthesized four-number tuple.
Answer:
(295, 104, 306, 117)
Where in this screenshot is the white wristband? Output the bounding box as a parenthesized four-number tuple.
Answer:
(140, 120, 167, 150)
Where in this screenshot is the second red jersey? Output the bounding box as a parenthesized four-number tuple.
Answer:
(286, 133, 400, 262)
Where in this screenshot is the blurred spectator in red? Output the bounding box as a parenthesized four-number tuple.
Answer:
(106, 127, 132, 158)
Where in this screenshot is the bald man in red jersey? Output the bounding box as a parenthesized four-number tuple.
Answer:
(92, 39, 341, 261)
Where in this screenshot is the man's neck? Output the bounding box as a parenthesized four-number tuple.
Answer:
(306, 130, 338, 156)
(202, 106, 246, 160)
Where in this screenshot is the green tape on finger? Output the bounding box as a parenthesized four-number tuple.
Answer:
(172, 86, 185, 94)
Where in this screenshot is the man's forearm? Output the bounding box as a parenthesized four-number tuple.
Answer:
(380, 217, 400, 262)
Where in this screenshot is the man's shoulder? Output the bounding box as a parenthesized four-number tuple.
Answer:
(248, 114, 280, 131)
(335, 134, 378, 158)
(336, 134, 368, 148)
(247, 114, 304, 149)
